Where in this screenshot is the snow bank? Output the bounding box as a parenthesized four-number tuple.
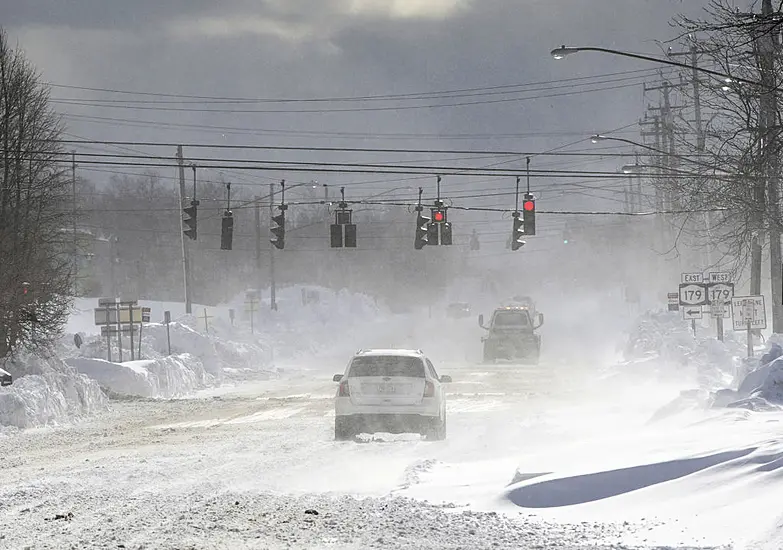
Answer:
(0, 352, 106, 429)
(619, 310, 741, 391)
(65, 354, 210, 399)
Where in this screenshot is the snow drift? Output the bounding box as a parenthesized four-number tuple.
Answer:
(65, 354, 210, 399)
(0, 352, 106, 429)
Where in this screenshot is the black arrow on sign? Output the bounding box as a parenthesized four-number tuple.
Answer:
(686, 308, 700, 316)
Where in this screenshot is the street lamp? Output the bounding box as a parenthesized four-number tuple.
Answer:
(550, 45, 762, 86)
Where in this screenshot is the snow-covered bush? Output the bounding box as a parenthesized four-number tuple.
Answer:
(621, 310, 741, 391)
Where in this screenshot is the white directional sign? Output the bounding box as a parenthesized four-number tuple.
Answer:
(731, 295, 766, 330)
(682, 306, 703, 320)
(681, 272, 703, 284)
(707, 282, 734, 304)
(709, 272, 732, 284)
(679, 283, 708, 306)
(710, 302, 731, 319)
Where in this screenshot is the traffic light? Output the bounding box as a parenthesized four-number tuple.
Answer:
(330, 224, 343, 248)
(330, 209, 357, 248)
(271, 208, 286, 250)
(183, 200, 199, 240)
(511, 212, 525, 251)
(414, 211, 430, 249)
(344, 223, 357, 248)
(430, 207, 451, 245)
(427, 221, 439, 245)
(522, 193, 536, 236)
(440, 222, 452, 245)
(220, 211, 234, 250)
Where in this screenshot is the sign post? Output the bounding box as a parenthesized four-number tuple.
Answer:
(707, 277, 733, 343)
(164, 310, 172, 356)
(731, 295, 766, 358)
(138, 307, 150, 359)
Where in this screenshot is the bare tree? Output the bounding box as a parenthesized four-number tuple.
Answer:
(0, 28, 73, 356)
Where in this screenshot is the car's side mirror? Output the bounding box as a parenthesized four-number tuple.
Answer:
(440, 375, 452, 383)
(478, 314, 485, 328)
(535, 313, 544, 328)
(333, 374, 343, 382)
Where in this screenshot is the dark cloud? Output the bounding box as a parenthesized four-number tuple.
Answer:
(4, 0, 709, 209)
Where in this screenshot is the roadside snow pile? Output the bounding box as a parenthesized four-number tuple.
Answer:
(218, 285, 385, 363)
(620, 310, 741, 391)
(0, 352, 106, 429)
(65, 354, 210, 399)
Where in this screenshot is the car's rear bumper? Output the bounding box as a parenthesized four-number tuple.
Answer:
(335, 413, 440, 434)
(335, 398, 440, 417)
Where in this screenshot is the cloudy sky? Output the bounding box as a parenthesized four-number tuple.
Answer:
(4, 0, 711, 212)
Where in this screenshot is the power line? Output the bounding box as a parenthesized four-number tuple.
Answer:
(46, 67, 661, 103)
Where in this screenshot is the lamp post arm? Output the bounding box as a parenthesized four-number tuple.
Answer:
(552, 46, 762, 87)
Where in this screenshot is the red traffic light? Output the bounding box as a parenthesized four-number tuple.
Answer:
(523, 200, 535, 212)
(433, 210, 445, 222)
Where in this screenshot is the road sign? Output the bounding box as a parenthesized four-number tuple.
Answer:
(710, 302, 731, 319)
(707, 282, 734, 304)
(731, 295, 766, 330)
(101, 325, 138, 336)
(98, 297, 115, 306)
(709, 272, 732, 283)
(667, 292, 679, 312)
(681, 272, 703, 284)
(679, 283, 708, 306)
(682, 306, 703, 320)
(94, 308, 118, 325)
(141, 307, 151, 323)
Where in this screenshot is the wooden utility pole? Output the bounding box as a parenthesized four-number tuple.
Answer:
(254, 195, 262, 272)
(759, 0, 782, 332)
(269, 182, 277, 311)
(176, 146, 193, 314)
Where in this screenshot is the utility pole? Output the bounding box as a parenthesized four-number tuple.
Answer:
(71, 151, 78, 295)
(254, 195, 262, 272)
(269, 182, 277, 311)
(669, 43, 714, 270)
(759, 0, 782, 331)
(176, 146, 193, 314)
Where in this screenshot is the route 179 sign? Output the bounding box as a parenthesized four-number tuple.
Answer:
(679, 282, 707, 306)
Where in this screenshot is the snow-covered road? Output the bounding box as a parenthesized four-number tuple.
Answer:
(0, 358, 744, 550)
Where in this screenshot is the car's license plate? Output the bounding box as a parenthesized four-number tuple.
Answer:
(377, 384, 396, 394)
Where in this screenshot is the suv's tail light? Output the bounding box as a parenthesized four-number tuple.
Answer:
(338, 380, 350, 397)
(423, 380, 435, 398)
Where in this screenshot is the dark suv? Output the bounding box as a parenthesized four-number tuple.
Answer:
(479, 307, 544, 364)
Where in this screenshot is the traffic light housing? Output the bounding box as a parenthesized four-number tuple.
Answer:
(440, 222, 452, 245)
(511, 212, 525, 251)
(414, 211, 430, 249)
(427, 221, 439, 246)
(331, 209, 357, 248)
(522, 193, 535, 236)
(430, 207, 451, 245)
(344, 223, 357, 248)
(183, 200, 199, 240)
(271, 208, 286, 250)
(220, 211, 234, 250)
(330, 224, 343, 248)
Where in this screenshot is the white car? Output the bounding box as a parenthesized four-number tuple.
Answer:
(332, 349, 451, 441)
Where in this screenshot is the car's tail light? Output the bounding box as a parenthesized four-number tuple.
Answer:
(338, 380, 350, 397)
(423, 380, 435, 398)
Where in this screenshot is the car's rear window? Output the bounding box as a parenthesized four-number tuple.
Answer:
(494, 310, 529, 326)
(349, 356, 425, 377)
